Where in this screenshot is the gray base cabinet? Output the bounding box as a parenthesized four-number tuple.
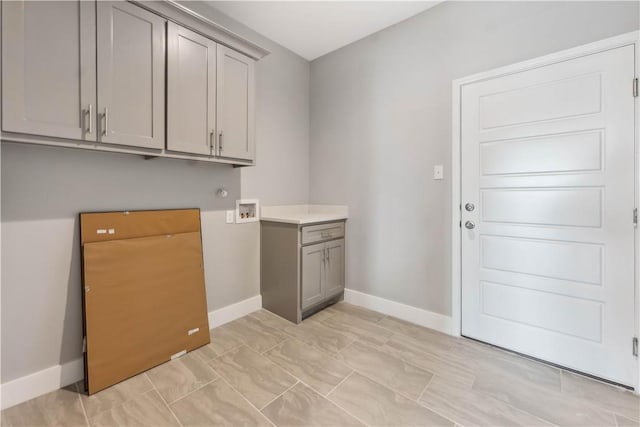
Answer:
(261, 220, 346, 323)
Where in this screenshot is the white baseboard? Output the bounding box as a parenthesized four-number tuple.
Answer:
(1, 294, 263, 410)
(0, 358, 84, 410)
(343, 289, 452, 335)
(208, 294, 262, 328)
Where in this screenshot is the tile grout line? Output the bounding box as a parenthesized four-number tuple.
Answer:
(260, 338, 289, 355)
(216, 375, 278, 427)
(325, 370, 355, 398)
(348, 366, 423, 403)
(416, 374, 434, 403)
(407, 378, 466, 427)
(76, 387, 92, 427)
(346, 338, 441, 391)
(145, 373, 184, 427)
(167, 378, 218, 405)
(259, 380, 300, 411)
(212, 342, 246, 359)
(416, 379, 558, 427)
(292, 376, 372, 427)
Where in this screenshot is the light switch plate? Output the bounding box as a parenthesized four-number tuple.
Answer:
(226, 210, 235, 224)
(433, 164, 444, 180)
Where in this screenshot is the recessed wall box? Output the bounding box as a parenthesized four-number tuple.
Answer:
(236, 199, 260, 223)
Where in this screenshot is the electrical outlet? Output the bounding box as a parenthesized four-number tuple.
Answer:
(433, 164, 444, 180)
(226, 210, 235, 224)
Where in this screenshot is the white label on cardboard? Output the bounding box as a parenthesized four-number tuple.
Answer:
(96, 229, 107, 234)
(170, 350, 187, 360)
(108, 228, 115, 234)
(188, 328, 200, 336)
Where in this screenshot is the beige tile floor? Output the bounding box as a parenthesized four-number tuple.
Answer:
(2, 302, 639, 427)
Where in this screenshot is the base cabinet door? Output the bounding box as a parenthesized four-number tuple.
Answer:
(301, 243, 325, 311)
(167, 22, 217, 156)
(96, 1, 165, 149)
(216, 46, 255, 162)
(324, 239, 345, 298)
(2, 0, 96, 141)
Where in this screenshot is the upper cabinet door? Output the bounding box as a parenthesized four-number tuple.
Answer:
(2, 1, 96, 141)
(97, 2, 165, 149)
(216, 46, 255, 162)
(167, 23, 216, 156)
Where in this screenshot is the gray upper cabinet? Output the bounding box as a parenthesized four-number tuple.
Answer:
(167, 23, 217, 156)
(1, 1, 97, 141)
(216, 46, 255, 162)
(97, 2, 165, 150)
(2, 1, 263, 165)
(324, 239, 345, 298)
(301, 243, 326, 311)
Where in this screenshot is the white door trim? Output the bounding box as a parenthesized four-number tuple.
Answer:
(451, 30, 640, 389)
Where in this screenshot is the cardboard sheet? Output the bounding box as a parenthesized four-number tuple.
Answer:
(80, 209, 201, 244)
(80, 209, 209, 394)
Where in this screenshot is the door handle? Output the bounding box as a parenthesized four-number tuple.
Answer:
(85, 104, 93, 134)
(102, 108, 108, 136)
(210, 130, 215, 153)
(465, 221, 475, 229)
(219, 130, 224, 154)
(465, 203, 475, 212)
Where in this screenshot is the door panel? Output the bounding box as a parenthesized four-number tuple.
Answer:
(481, 188, 602, 227)
(461, 45, 635, 386)
(324, 239, 345, 298)
(97, 2, 165, 149)
(480, 131, 603, 176)
(301, 243, 324, 310)
(2, 1, 96, 140)
(167, 23, 216, 156)
(216, 45, 255, 161)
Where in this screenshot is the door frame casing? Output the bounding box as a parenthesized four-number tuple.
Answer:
(450, 30, 640, 390)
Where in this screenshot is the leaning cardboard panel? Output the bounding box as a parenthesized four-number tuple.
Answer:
(80, 209, 210, 394)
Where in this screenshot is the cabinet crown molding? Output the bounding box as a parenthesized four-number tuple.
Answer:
(132, 0, 270, 60)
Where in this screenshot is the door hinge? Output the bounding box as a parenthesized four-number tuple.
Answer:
(634, 208, 638, 227)
(82, 337, 87, 353)
(459, 220, 462, 228)
(633, 337, 638, 357)
(634, 78, 638, 97)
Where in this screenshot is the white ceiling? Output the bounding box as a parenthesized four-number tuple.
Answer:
(206, 1, 440, 61)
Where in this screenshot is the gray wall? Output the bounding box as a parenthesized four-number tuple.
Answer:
(0, 3, 309, 383)
(309, 1, 640, 316)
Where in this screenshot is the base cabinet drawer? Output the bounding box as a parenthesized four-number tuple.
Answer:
(301, 222, 345, 245)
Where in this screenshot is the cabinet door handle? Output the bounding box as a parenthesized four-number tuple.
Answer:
(210, 130, 215, 153)
(219, 130, 224, 154)
(102, 108, 109, 136)
(326, 248, 330, 267)
(86, 104, 93, 134)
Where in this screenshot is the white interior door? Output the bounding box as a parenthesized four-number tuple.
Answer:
(460, 45, 636, 386)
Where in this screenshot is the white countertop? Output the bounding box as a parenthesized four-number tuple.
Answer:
(261, 204, 348, 225)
